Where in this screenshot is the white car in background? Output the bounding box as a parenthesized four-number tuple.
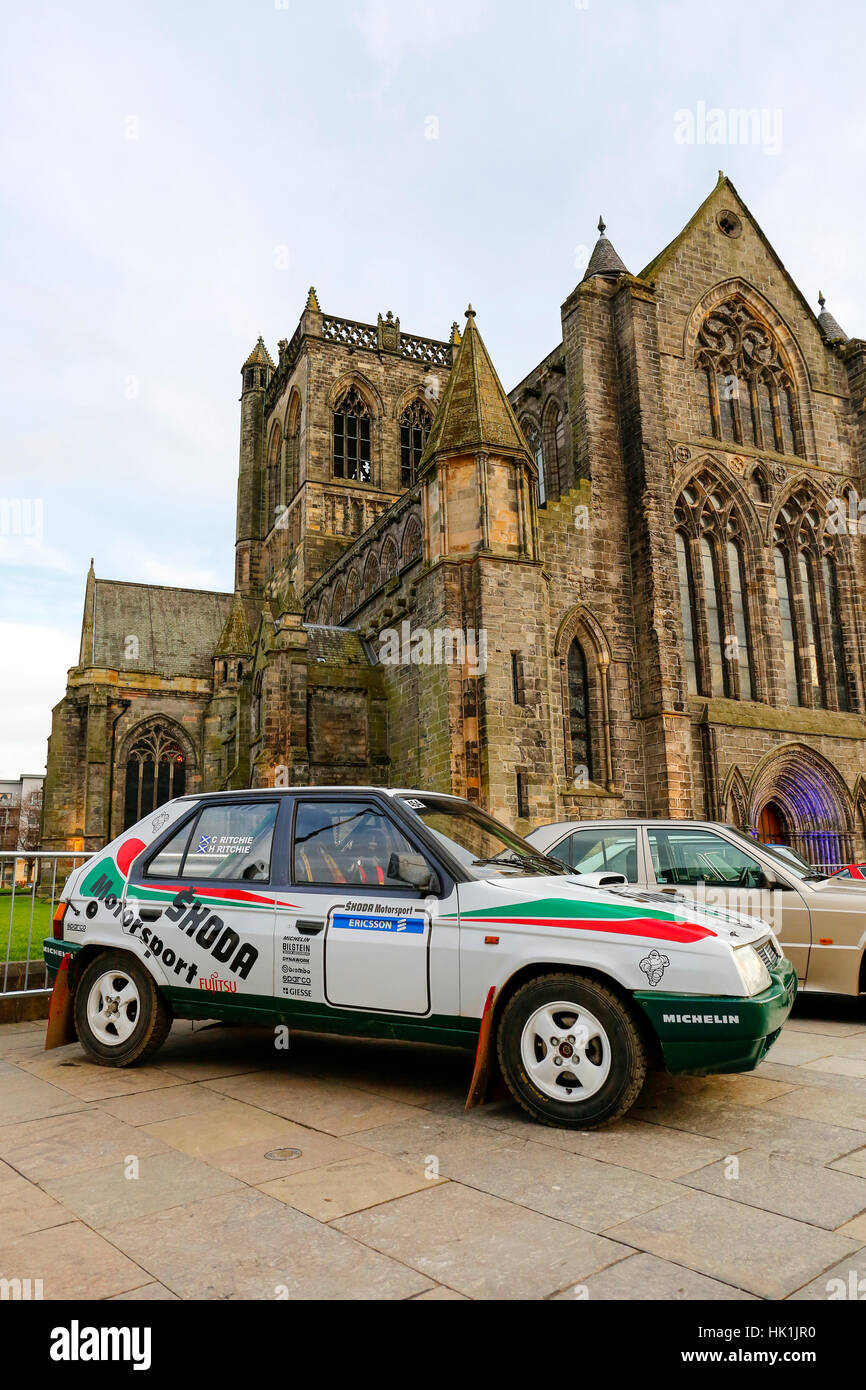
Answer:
(525, 818, 866, 997)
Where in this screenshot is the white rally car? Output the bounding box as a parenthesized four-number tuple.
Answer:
(43, 788, 796, 1129)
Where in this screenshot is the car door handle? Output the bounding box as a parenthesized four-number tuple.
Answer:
(296, 919, 325, 936)
(138, 907, 163, 921)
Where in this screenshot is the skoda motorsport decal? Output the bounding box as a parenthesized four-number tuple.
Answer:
(84, 874, 259, 983)
(330, 900, 428, 935)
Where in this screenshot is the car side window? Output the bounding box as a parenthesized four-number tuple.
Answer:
(181, 802, 278, 882)
(648, 828, 764, 889)
(557, 829, 639, 880)
(146, 819, 195, 877)
(293, 801, 424, 888)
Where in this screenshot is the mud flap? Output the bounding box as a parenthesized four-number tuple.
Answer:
(465, 986, 508, 1110)
(44, 953, 77, 1051)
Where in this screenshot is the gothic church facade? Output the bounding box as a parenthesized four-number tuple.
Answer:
(42, 176, 866, 873)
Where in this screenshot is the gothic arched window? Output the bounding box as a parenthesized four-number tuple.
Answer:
(333, 386, 372, 482)
(543, 402, 566, 502)
(695, 297, 803, 457)
(399, 399, 432, 488)
(123, 723, 186, 830)
(773, 545, 800, 706)
(821, 555, 848, 711)
(675, 531, 698, 695)
(726, 536, 754, 701)
(267, 422, 282, 532)
(674, 470, 756, 701)
(567, 639, 593, 783)
(521, 416, 546, 507)
(773, 487, 851, 710)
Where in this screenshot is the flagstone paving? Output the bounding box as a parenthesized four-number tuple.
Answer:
(0, 996, 865, 1300)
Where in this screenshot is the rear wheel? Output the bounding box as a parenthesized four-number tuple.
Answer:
(74, 951, 172, 1067)
(497, 972, 647, 1128)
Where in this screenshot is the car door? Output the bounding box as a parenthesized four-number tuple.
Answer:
(548, 825, 649, 887)
(645, 824, 811, 982)
(124, 798, 280, 1003)
(274, 795, 458, 1018)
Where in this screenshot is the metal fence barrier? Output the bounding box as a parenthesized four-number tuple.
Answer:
(1, 852, 93, 996)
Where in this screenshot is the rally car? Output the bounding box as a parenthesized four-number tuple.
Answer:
(43, 788, 796, 1130)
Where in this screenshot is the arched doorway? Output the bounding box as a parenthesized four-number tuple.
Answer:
(757, 801, 789, 847)
(749, 745, 854, 872)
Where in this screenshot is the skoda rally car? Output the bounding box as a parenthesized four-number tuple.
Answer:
(43, 788, 796, 1129)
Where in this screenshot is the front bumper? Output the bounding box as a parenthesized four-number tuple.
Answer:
(634, 958, 797, 1076)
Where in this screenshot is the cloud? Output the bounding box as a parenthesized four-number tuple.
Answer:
(0, 622, 80, 776)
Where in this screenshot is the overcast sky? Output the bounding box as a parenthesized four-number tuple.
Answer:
(1, 0, 864, 776)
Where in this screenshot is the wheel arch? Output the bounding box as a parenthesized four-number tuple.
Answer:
(489, 960, 662, 1069)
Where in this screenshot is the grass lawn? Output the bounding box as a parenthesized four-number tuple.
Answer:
(0, 892, 54, 962)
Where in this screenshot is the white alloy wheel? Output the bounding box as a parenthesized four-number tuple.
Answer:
(86, 969, 141, 1046)
(519, 999, 612, 1102)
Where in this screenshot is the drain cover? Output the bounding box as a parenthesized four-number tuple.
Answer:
(264, 1146, 303, 1161)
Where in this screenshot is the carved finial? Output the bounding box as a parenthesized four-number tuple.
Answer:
(305, 286, 320, 311)
(598, 215, 606, 236)
(450, 321, 461, 344)
(818, 290, 826, 312)
(465, 304, 476, 319)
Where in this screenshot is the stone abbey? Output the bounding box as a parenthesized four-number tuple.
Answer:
(41, 175, 866, 870)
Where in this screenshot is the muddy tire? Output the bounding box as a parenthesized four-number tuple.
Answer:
(74, 951, 172, 1067)
(497, 971, 647, 1129)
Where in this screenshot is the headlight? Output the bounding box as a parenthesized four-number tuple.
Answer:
(734, 944, 772, 996)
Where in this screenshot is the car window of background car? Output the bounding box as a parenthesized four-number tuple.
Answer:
(551, 829, 639, 880)
(184, 802, 278, 882)
(293, 801, 420, 886)
(648, 827, 764, 888)
(728, 828, 813, 880)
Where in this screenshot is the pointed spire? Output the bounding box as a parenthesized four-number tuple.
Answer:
(305, 286, 320, 311)
(215, 592, 254, 657)
(419, 307, 530, 470)
(581, 216, 630, 283)
(243, 336, 275, 369)
(817, 291, 848, 344)
(79, 560, 96, 667)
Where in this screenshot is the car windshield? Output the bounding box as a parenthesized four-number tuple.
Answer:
(398, 796, 567, 877)
(728, 828, 827, 882)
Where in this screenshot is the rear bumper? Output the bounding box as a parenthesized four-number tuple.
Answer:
(634, 958, 797, 1076)
(43, 937, 82, 984)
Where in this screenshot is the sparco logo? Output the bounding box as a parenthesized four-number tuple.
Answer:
(50, 1320, 151, 1371)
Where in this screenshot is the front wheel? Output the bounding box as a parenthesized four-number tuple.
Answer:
(496, 972, 647, 1128)
(74, 951, 172, 1067)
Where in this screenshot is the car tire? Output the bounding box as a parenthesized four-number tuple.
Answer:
(496, 972, 647, 1129)
(74, 951, 172, 1068)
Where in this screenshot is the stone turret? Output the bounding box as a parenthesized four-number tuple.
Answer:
(235, 338, 275, 595)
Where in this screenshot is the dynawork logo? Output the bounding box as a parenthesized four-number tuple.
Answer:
(50, 1321, 152, 1371)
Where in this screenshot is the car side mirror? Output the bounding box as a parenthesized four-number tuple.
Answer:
(760, 873, 792, 891)
(388, 851, 440, 895)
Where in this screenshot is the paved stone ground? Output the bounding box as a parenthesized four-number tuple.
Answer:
(2, 995, 866, 1300)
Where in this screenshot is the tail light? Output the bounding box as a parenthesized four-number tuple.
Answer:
(52, 902, 68, 939)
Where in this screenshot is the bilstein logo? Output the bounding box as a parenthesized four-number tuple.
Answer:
(49, 1320, 151, 1370)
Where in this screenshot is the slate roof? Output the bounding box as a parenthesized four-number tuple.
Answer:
(419, 308, 530, 468)
(305, 625, 372, 667)
(582, 223, 630, 282)
(817, 294, 848, 343)
(86, 579, 235, 678)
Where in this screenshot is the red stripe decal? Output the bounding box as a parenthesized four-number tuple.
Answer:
(464, 915, 715, 944)
(137, 884, 297, 908)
